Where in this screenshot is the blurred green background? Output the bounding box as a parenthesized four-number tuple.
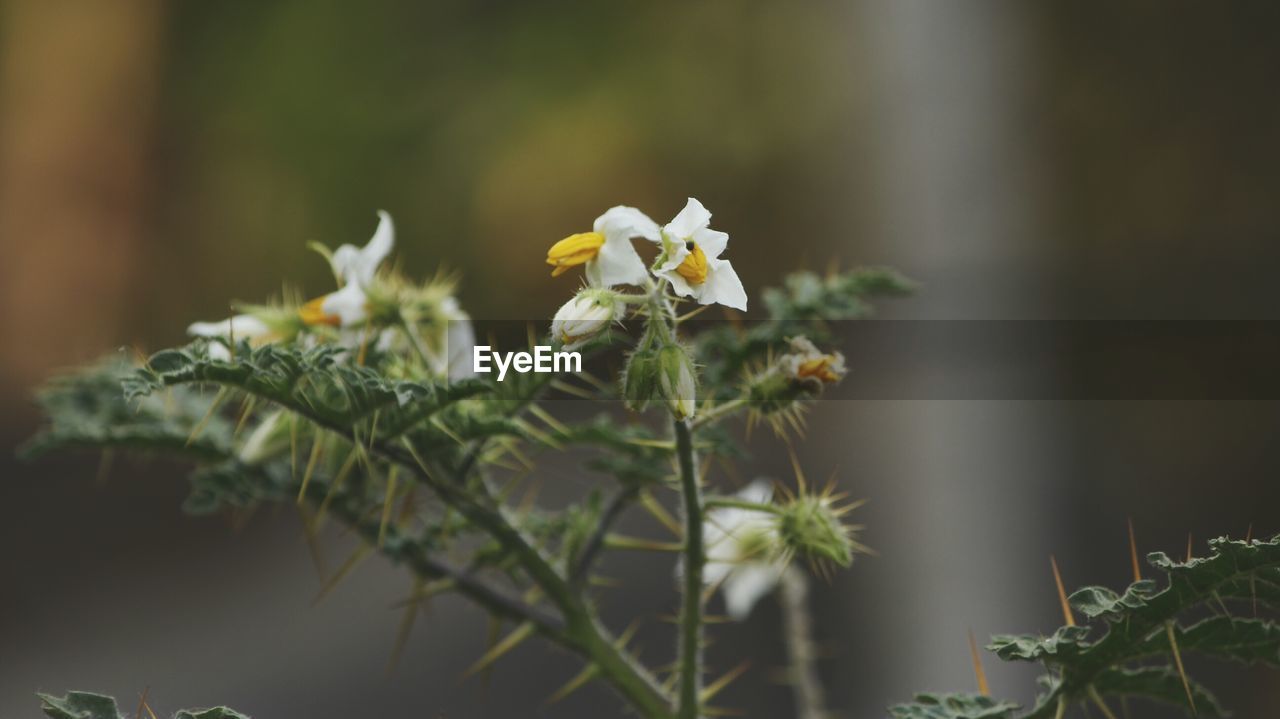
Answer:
(3, 1, 1279, 717)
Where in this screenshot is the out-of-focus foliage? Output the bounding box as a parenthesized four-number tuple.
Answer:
(891, 535, 1280, 718)
(40, 691, 247, 719)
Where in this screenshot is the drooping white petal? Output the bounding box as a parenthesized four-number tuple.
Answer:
(319, 282, 370, 327)
(585, 206, 656, 287)
(188, 314, 271, 340)
(722, 563, 785, 620)
(665, 197, 712, 240)
(332, 210, 395, 286)
(699, 258, 748, 311)
(594, 206, 660, 242)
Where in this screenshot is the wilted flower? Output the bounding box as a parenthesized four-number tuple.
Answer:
(546, 206, 657, 287)
(657, 344, 697, 419)
(655, 198, 747, 311)
(703, 480, 786, 620)
(551, 288, 624, 349)
(780, 336, 846, 385)
(300, 210, 395, 327)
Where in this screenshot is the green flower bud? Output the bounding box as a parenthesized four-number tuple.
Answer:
(621, 346, 660, 411)
(657, 344, 697, 419)
(777, 493, 860, 569)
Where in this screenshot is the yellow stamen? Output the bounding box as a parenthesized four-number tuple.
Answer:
(675, 243, 708, 285)
(546, 232, 605, 277)
(797, 357, 841, 383)
(299, 296, 341, 327)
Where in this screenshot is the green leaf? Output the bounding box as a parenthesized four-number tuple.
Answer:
(1091, 665, 1226, 717)
(174, 709, 250, 719)
(37, 692, 249, 719)
(983, 535, 1280, 718)
(887, 693, 1018, 719)
(39, 692, 123, 719)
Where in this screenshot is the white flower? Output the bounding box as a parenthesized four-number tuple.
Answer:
(655, 198, 747, 311)
(330, 210, 394, 287)
(546, 206, 657, 287)
(703, 480, 785, 620)
(188, 314, 274, 361)
(551, 288, 623, 349)
(301, 211, 395, 327)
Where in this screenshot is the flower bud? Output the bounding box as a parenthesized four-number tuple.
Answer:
(777, 493, 861, 569)
(551, 288, 624, 349)
(622, 346, 660, 411)
(657, 344, 698, 419)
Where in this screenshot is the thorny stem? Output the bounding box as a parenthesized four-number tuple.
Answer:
(780, 568, 829, 719)
(674, 416, 704, 719)
(690, 397, 748, 430)
(184, 384, 675, 719)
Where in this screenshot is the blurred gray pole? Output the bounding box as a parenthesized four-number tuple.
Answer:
(853, 0, 1058, 708)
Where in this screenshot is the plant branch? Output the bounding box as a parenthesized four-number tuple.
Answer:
(570, 484, 640, 589)
(780, 568, 829, 719)
(674, 416, 704, 719)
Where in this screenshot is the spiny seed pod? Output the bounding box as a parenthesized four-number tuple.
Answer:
(657, 344, 698, 419)
(745, 366, 808, 415)
(776, 492, 862, 571)
(621, 346, 660, 412)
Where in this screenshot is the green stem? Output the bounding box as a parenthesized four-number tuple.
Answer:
(674, 416, 704, 719)
(690, 397, 748, 430)
(702, 496, 784, 515)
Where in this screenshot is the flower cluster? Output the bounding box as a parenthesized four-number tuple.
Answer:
(546, 198, 747, 418)
(186, 211, 475, 379)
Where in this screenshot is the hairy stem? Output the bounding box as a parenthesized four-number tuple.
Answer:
(674, 416, 704, 719)
(690, 397, 747, 430)
(780, 568, 829, 719)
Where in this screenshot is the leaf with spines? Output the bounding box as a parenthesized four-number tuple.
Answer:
(887, 693, 1018, 719)
(38, 692, 249, 719)
(1090, 665, 1226, 717)
(984, 535, 1280, 718)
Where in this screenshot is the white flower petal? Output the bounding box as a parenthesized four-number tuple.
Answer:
(447, 316, 477, 380)
(701, 258, 748, 311)
(665, 197, 712, 240)
(594, 206, 660, 242)
(591, 235, 648, 286)
(660, 268, 699, 300)
(692, 228, 729, 260)
(319, 282, 370, 326)
(188, 314, 271, 340)
(332, 210, 395, 286)
(722, 563, 784, 620)
(737, 479, 773, 505)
